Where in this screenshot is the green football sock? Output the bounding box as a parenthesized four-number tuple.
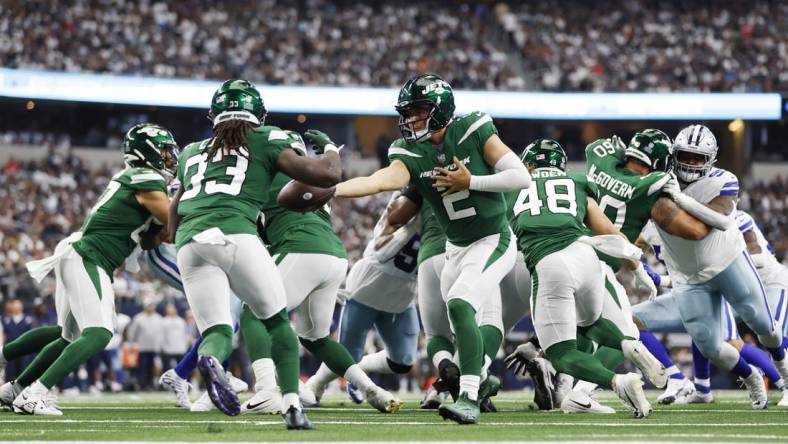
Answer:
(300, 337, 356, 375)
(426, 336, 455, 362)
(39, 327, 112, 389)
(16, 337, 70, 387)
(240, 305, 272, 361)
(2, 326, 62, 361)
(545, 340, 615, 389)
(594, 346, 626, 371)
(198, 324, 234, 363)
(446, 299, 483, 376)
(578, 317, 632, 350)
(262, 309, 299, 395)
(479, 324, 503, 361)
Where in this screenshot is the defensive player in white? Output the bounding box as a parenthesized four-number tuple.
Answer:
(655, 124, 788, 406)
(303, 191, 420, 405)
(634, 217, 785, 408)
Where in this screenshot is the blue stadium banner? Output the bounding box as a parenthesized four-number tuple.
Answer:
(0, 68, 781, 120)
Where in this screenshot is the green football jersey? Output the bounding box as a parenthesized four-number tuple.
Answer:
(388, 112, 507, 247)
(512, 169, 598, 271)
(585, 138, 671, 242)
(175, 126, 305, 248)
(73, 167, 167, 275)
(259, 170, 346, 258)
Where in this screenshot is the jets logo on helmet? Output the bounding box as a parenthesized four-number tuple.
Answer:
(395, 74, 456, 142)
(208, 79, 267, 127)
(521, 139, 567, 171)
(624, 129, 673, 173)
(672, 124, 718, 183)
(123, 123, 179, 178)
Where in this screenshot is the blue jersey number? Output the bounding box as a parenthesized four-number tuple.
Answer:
(393, 235, 420, 273)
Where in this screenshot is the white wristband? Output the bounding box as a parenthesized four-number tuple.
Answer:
(323, 144, 342, 154)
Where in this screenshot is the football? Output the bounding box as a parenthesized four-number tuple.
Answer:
(277, 179, 336, 212)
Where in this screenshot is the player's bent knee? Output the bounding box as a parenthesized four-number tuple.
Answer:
(543, 339, 576, 370)
(726, 338, 744, 351)
(386, 357, 413, 374)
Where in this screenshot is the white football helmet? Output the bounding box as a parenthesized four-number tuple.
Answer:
(672, 124, 718, 183)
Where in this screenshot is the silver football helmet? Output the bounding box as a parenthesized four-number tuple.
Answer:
(672, 124, 718, 183)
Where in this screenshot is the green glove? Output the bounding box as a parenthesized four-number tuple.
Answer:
(303, 129, 340, 155)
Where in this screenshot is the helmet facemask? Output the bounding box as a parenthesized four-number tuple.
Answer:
(672, 125, 718, 183)
(674, 148, 714, 183)
(397, 102, 440, 142)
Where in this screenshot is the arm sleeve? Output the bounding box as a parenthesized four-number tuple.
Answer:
(671, 192, 734, 231)
(468, 151, 531, 192)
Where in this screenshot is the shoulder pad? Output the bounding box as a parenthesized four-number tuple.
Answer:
(643, 171, 670, 196)
(388, 139, 422, 159)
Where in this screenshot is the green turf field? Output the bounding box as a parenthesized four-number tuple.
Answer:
(2, 391, 787, 442)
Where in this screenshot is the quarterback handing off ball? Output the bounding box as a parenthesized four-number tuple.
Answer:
(277, 179, 336, 212)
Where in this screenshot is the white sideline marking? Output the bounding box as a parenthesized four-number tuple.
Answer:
(2, 418, 788, 427)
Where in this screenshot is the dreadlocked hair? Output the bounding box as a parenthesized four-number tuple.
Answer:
(207, 120, 256, 159)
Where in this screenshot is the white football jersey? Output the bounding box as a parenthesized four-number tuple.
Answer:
(361, 194, 420, 280)
(736, 210, 788, 288)
(655, 168, 745, 284)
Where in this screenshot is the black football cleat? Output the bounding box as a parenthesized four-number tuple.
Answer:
(197, 355, 240, 416)
(282, 406, 314, 430)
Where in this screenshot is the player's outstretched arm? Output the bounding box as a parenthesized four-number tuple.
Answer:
(277, 148, 342, 188)
(650, 196, 710, 240)
(335, 160, 410, 198)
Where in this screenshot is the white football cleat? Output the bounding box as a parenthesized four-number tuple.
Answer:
(560, 389, 615, 414)
(657, 377, 695, 405)
(365, 387, 402, 413)
(159, 369, 192, 409)
(13, 382, 62, 416)
(552, 373, 574, 407)
(613, 373, 651, 418)
(190, 392, 214, 412)
(0, 380, 22, 408)
(674, 390, 713, 404)
(240, 389, 282, 415)
(777, 388, 788, 408)
(622, 339, 668, 389)
(301, 378, 323, 406)
(227, 372, 248, 393)
(740, 365, 767, 410)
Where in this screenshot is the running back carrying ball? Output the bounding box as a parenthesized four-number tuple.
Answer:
(277, 180, 336, 212)
(277, 129, 342, 212)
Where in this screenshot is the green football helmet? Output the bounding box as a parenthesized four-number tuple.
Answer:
(208, 79, 266, 127)
(521, 139, 567, 171)
(395, 74, 456, 142)
(123, 123, 179, 177)
(625, 129, 673, 172)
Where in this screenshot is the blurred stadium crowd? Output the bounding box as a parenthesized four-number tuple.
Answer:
(2, 0, 785, 92)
